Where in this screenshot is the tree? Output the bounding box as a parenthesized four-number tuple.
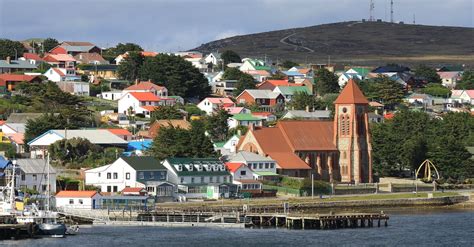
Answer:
(222, 67, 244, 80)
(151, 106, 183, 121)
(414, 65, 442, 84)
(288, 92, 318, 110)
(315, 68, 339, 95)
(188, 120, 216, 158)
(420, 83, 451, 98)
(267, 71, 287, 80)
(0, 39, 26, 60)
(42, 38, 59, 53)
(370, 75, 405, 109)
(139, 54, 211, 98)
(281, 60, 299, 69)
(49, 138, 102, 165)
(233, 73, 256, 96)
(455, 70, 474, 90)
(117, 51, 144, 81)
(103, 42, 143, 62)
(220, 50, 241, 65)
(205, 109, 230, 142)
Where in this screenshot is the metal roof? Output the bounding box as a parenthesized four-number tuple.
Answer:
(16, 159, 56, 174)
(230, 151, 274, 162)
(0, 60, 37, 69)
(51, 129, 128, 145)
(245, 89, 281, 99)
(282, 110, 331, 119)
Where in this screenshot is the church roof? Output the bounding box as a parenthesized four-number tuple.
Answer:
(334, 79, 369, 104)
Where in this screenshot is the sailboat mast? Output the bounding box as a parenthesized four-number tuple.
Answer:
(10, 160, 16, 212)
(46, 153, 50, 212)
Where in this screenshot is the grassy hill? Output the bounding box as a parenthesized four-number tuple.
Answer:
(192, 21, 474, 67)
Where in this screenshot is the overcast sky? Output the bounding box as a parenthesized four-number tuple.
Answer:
(0, 0, 472, 52)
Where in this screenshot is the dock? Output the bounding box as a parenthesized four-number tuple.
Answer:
(0, 223, 37, 240)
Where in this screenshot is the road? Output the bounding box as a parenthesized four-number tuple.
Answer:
(279, 32, 315, 53)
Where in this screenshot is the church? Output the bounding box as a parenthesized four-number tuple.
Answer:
(236, 79, 373, 183)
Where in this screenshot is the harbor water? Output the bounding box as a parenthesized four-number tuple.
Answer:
(1, 210, 473, 246)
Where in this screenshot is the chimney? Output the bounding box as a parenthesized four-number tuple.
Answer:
(237, 129, 242, 136)
(6, 56, 11, 64)
(135, 79, 139, 85)
(305, 105, 310, 112)
(248, 123, 255, 131)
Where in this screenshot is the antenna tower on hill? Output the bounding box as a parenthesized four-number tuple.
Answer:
(390, 0, 394, 23)
(369, 0, 375, 21)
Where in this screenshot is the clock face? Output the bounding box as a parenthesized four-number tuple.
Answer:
(342, 107, 347, 113)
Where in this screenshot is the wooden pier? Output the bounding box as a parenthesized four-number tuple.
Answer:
(0, 223, 37, 240)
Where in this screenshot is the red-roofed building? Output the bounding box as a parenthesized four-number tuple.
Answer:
(115, 51, 159, 65)
(43, 67, 79, 82)
(118, 92, 176, 118)
(121, 187, 147, 196)
(107, 128, 133, 141)
(197, 97, 235, 115)
(237, 79, 372, 183)
(19, 53, 44, 65)
(55, 190, 101, 209)
(0, 74, 43, 92)
(225, 162, 255, 180)
(49, 41, 101, 56)
(42, 53, 76, 68)
(123, 80, 168, 97)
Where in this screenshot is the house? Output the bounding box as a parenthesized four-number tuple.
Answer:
(197, 97, 234, 115)
(162, 158, 234, 200)
(235, 89, 285, 112)
(239, 58, 271, 72)
(16, 159, 57, 194)
(227, 114, 263, 129)
(204, 52, 222, 65)
(99, 90, 123, 101)
(213, 79, 237, 96)
(338, 72, 362, 88)
(77, 64, 119, 80)
(437, 71, 462, 88)
(74, 53, 109, 65)
(1, 123, 26, 135)
(406, 93, 434, 106)
(124, 139, 152, 156)
(288, 66, 314, 78)
(5, 113, 48, 125)
(223, 106, 250, 115)
(85, 156, 173, 197)
(251, 112, 277, 122)
(115, 51, 158, 65)
(0, 74, 42, 92)
(214, 134, 241, 157)
(6, 133, 25, 154)
(244, 70, 272, 82)
(49, 41, 101, 56)
(237, 79, 373, 183)
(372, 65, 410, 73)
(123, 80, 168, 97)
(55, 190, 102, 209)
(449, 90, 474, 105)
(273, 85, 312, 102)
(368, 112, 384, 123)
(229, 151, 278, 180)
(257, 80, 294, 91)
(55, 81, 89, 95)
(0, 57, 37, 73)
(147, 119, 191, 139)
(19, 53, 45, 65)
(184, 56, 208, 71)
(42, 54, 76, 69)
(118, 92, 175, 118)
(107, 128, 133, 141)
(28, 129, 128, 159)
(282, 110, 331, 120)
(43, 68, 79, 82)
(225, 162, 262, 193)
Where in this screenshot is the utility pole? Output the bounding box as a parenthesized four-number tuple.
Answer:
(311, 173, 314, 199)
(390, 0, 394, 23)
(413, 14, 416, 24)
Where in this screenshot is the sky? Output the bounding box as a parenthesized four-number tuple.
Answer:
(0, 0, 472, 52)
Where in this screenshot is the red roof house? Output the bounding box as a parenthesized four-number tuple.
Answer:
(0, 74, 42, 91)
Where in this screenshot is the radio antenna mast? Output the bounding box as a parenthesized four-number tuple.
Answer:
(369, 0, 375, 21)
(390, 0, 394, 23)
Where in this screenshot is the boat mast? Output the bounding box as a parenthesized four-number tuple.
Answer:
(46, 153, 50, 212)
(10, 160, 16, 212)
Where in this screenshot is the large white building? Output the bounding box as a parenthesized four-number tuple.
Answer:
(197, 97, 234, 115)
(118, 92, 175, 118)
(84, 156, 174, 197)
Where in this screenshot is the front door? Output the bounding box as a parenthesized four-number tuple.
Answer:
(92, 199, 96, 209)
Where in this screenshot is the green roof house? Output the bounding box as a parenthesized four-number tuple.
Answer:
(273, 85, 312, 102)
(228, 113, 263, 129)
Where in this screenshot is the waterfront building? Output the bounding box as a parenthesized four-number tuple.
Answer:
(237, 79, 373, 183)
(55, 190, 101, 209)
(84, 156, 174, 198)
(228, 151, 278, 180)
(162, 158, 234, 200)
(15, 159, 57, 194)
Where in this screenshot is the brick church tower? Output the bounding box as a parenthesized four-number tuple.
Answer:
(333, 79, 372, 183)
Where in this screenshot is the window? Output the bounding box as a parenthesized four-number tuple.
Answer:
(240, 170, 246, 176)
(42, 185, 47, 191)
(217, 176, 221, 183)
(33, 185, 37, 191)
(253, 163, 257, 169)
(107, 186, 112, 192)
(32, 174, 37, 181)
(223, 176, 228, 183)
(107, 173, 111, 179)
(113, 186, 118, 192)
(149, 172, 154, 179)
(191, 177, 195, 183)
(200, 177, 204, 183)
(79, 199, 83, 205)
(180, 177, 184, 183)
(265, 163, 269, 169)
(270, 163, 275, 169)
(210, 176, 214, 183)
(138, 172, 144, 179)
(21, 174, 25, 181)
(147, 186, 155, 192)
(113, 173, 118, 179)
(44, 174, 47, 179)
(259, 163, 263, 169)
(98, 173, 101, 177)
(69, 199, 74, 204)
(126, 173, 130, 180)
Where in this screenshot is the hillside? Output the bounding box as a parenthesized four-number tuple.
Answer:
(192, 21, 474, 67)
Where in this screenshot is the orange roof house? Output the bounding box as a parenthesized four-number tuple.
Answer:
(55, 190, 98, 198)
(237, 79, 373, 183)
(0, 74, 43, 91)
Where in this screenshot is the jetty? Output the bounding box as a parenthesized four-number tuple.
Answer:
(0, 223, 37, 240)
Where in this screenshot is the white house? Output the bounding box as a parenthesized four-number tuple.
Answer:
(229, 151, 278, 180)
(28, 129, 128, 159)
(338, 72, 362, 88)
(437, 71, 462, 89)
(1, 123, 26, 135)
(84, 156, 173, 197)
(197, 97, 234, 115)
(99, 90, 123, 101)
(406, 93, 434, 106)
(214, 134, 241, 157)
(239, 58, 269, 71)
(204, 52, 222, 65)
(55, 190, 102, 209)
(225, 162, 254, 180)
(15, 159, 57, 194)
(118, 92, 175, 118)
(227, 114, 263, 129)
(162, 158, 232, 200)
(56, 81, 90, 96)
(43, 68, 80, 82)
(449, 90, 474, 105)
